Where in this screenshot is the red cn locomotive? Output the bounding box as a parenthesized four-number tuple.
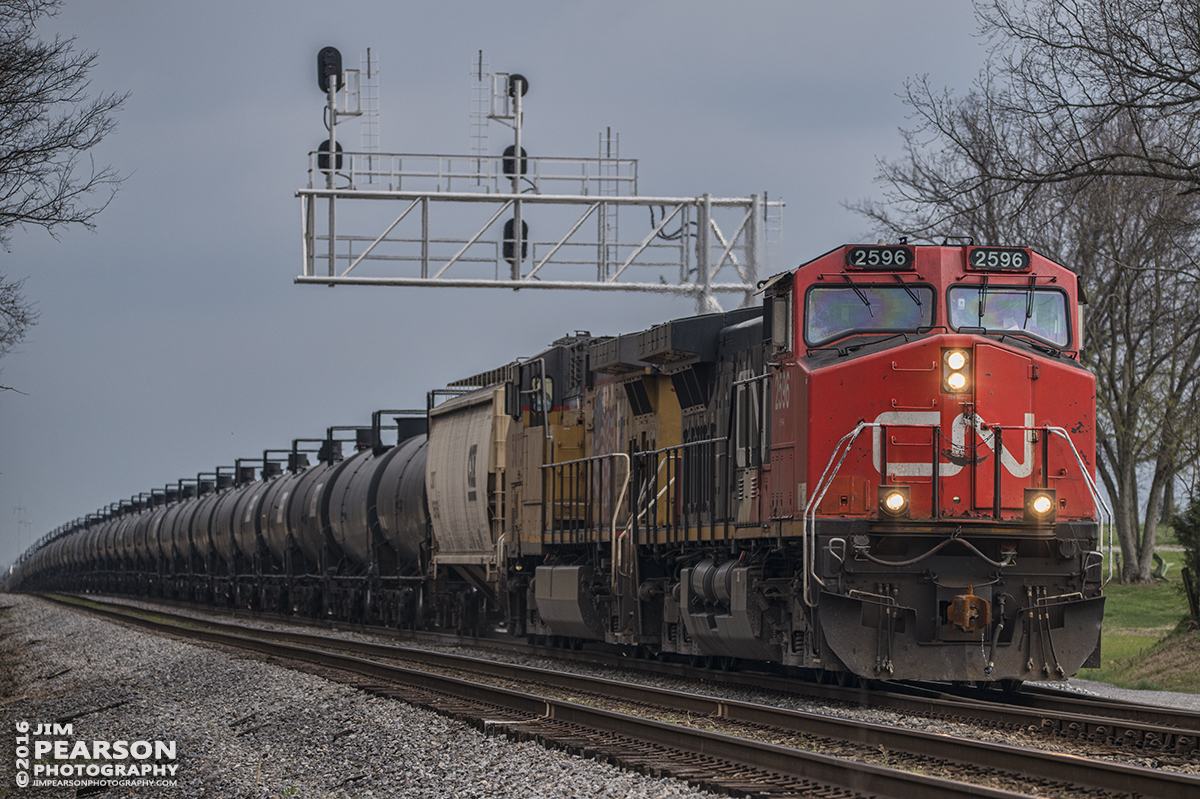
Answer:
(761, 244, 1105, 682)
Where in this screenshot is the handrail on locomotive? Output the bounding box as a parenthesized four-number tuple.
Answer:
(804, 420, 1113, 609)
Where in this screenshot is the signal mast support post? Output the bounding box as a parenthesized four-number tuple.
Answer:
(327, 73, 337, 278)
(511, 76, 522, 281)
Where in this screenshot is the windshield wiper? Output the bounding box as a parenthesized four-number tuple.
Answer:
(977, 275, 989, 325)
(843, 275, 873, 316)
(893, 273, 922, 307)
(997, 330, 1061, 358)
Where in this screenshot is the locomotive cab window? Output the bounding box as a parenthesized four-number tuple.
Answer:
(947, 285, 1070, 348)
(804, 284, 934, 346)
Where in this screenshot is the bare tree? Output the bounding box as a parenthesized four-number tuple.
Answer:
(0, 0, 124, 380)
(0, 274, 36, 388)
(907, 1, 1200, 198)
(1068, 170, 1200, 582)
(0, 0, 124, 244)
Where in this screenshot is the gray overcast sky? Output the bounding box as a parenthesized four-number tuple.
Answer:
(1, 1, 984, 567)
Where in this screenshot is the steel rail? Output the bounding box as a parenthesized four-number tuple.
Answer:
(44, 595, 1008, 799)
(46, 592, 1200, 736)
(48, 592, 1200, 741)
(46, 594, 1200, 799)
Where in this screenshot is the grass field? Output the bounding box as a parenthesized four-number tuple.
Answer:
(1075, 544, 1200, 692)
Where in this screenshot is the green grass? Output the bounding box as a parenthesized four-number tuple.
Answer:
(1075, 546, 1199, 691)
(1154, 526, 1180, 547)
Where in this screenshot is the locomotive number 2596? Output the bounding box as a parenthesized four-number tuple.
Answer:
(846, 245, 912, 269)
(968, 247, 1030, 271)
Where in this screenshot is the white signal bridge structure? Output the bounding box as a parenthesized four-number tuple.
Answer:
(298, 52, 782, 312)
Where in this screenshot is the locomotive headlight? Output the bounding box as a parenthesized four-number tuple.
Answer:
(1024, 488, 1058, 524)
(942, 348, 971, 393)
(878, 485, 911, 518)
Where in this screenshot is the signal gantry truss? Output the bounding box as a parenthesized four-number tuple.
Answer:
(298, 54, 782, 312)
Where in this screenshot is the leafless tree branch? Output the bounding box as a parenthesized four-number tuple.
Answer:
(0, 0, 125, 385)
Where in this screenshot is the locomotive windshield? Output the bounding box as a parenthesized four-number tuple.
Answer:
(947, 285, 1070, 348)
(804, 285, 934, 346)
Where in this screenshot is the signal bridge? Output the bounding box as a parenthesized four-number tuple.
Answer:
(298, 50, 782, 312)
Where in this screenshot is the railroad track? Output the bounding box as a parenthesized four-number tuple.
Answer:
(60, 592, 1200, 761)
(42, 593, 1200, 799)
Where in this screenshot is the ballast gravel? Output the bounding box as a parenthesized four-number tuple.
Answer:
(0, 594, 719, 799)
(78, 592, 1200, 775)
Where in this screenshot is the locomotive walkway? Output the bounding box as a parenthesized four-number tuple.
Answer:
(43, 593, 1200, 798)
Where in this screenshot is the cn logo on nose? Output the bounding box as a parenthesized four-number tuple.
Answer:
(872, 411, 1035, 478)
